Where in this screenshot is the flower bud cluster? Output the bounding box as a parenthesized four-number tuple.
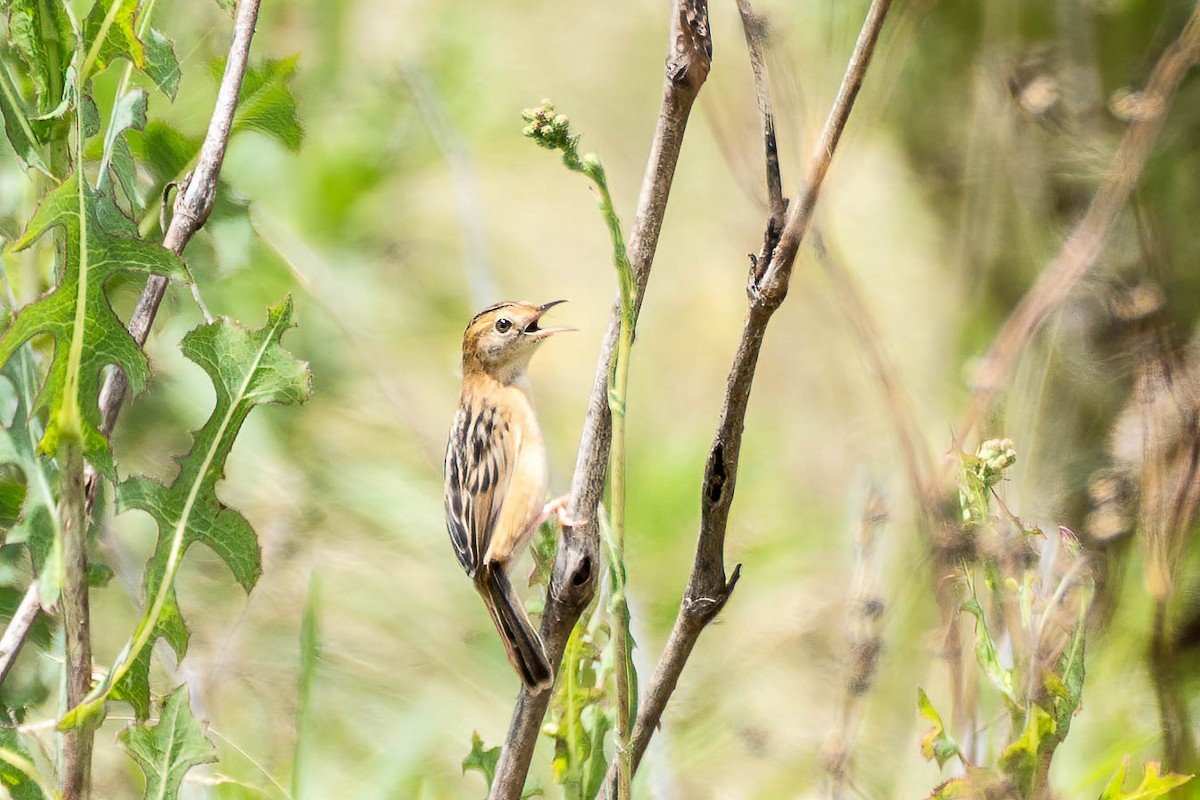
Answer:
(521, 100, 575, 153)
(975, 437, 1017, 486)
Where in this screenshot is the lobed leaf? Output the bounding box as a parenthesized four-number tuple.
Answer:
(213, 55, 304, 151)
(81, 0, 144, 78)
(142, 28, 181, 100)
(0, 61, 53, 177)
(118, 684, 218, 800)
(61, 298, 311, 725)
(5, 0, 75, 108)
(0, 354, 63, 605)
(463, 731, 501, 791)
(1099, 759, 1192, 800)
(1, 172, 187, 479)
(917, 688, 962, 769)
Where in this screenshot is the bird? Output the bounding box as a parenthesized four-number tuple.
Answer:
(444, 299, 576, 690)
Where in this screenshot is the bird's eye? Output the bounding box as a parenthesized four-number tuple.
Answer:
(495, 318, 512, 333)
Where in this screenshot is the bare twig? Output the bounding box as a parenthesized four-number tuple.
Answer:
(603, 1, 894, 792)
(95, 0, 264, 441)
(0, 583, 40, 688)
(487, 3, 712, 797)
(960, 2, 1200, 442)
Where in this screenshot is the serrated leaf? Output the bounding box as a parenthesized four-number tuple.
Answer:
(0, 725, 52, 799)
(214, 55, 303, 151)
(61, 298, 311, 726)
(142, 28, 180, 100)
(917, 687, 962, 768)
(463, 731, 501, 790)
(998, 705, 1054, 792)
(0, 353, 63, 606)
(1099, 758, 1192, 800)
(97, 89, 147, 215)
(0, 61, 53, 177)
(118, 683, 218, 800)
(0, 172, 187, 479)
(961, 597, 1017, 708)
(98, 88, 146, 188)
(127, 120, 199, 186)
(5, 0, 75, 108)
(81, 0, 144, 79)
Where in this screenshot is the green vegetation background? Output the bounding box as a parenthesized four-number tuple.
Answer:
(4, 0, 1200, 797)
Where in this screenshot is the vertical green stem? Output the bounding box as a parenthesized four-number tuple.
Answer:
(58, 58, 95, 800)
(586, 163, 636, 800)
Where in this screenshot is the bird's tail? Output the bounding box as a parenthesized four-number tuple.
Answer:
(479, 566, 553, 691)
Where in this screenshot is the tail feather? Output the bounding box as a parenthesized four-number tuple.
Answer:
(480, 567, 553, 691)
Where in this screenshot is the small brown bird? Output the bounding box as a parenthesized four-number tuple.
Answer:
(444, 300, 575, 690)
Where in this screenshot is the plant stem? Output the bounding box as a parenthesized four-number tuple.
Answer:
(583, 162, 637, 800)
(60, 55, 95, 800)
(59, 439, 92, 800)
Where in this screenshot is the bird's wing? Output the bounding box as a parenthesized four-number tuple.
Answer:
(444, 400, 517, 576)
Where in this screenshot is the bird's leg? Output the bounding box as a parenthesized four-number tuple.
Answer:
(522, 494, 583, 542)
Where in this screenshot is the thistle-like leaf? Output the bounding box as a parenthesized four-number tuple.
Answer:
(213, 56, 304, 151)
(0, 724, 52, 800)
(0, 61, 53, 177)
(0, 353, 63, 605)
(5, 0, 75, 108)
(81, 0, 145, 78)
(142, 28, 181, 100)
(61, 298, 311, 726)
(118, 684, 218, 800)
(917, 687, 961, 769)
(0, 173, 187, 479)
(1098, 759, 1192, 800)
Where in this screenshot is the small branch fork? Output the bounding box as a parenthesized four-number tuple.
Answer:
(487, 3, 712, 798)
(599, 2, 894, 792)
(0, 0, 264, 725)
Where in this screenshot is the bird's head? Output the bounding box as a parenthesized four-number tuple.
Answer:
(461, 300, 574, 381)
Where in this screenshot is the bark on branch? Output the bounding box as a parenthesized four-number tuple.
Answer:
(487, 2, 712, 798)
(95, 0, 264, 439)
(604, 0, 894, 791)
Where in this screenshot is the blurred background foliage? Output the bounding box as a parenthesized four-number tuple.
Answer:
(4, 0, 1200, 797)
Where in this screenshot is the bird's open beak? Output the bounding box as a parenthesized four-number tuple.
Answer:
(525, 299, 576, 338)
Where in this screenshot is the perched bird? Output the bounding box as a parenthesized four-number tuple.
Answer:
(444, 300, 576, 690)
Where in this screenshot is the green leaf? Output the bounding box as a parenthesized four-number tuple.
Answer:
(98, 88, 146, 194)
(215, 55, 303, 151)
(62, 298, 312, 726)
(142, 28, 181, 100)
(118, 683, 218, 800)
(998, 705, 1054, 792)
(463, 731, 501, 791)
(0, 725, 52, 799)
(1, 172, 187, 480)
(0, 61, 54, 177)
(1099, 759, 1192, 800)
(917, 688, 962, 768)
(126, 120, 200, 186)
(81, 0, 144, 79)
(961, 597, 1017, 708)
(5, 0, 75, 108)
(0, 353, 63, 605)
